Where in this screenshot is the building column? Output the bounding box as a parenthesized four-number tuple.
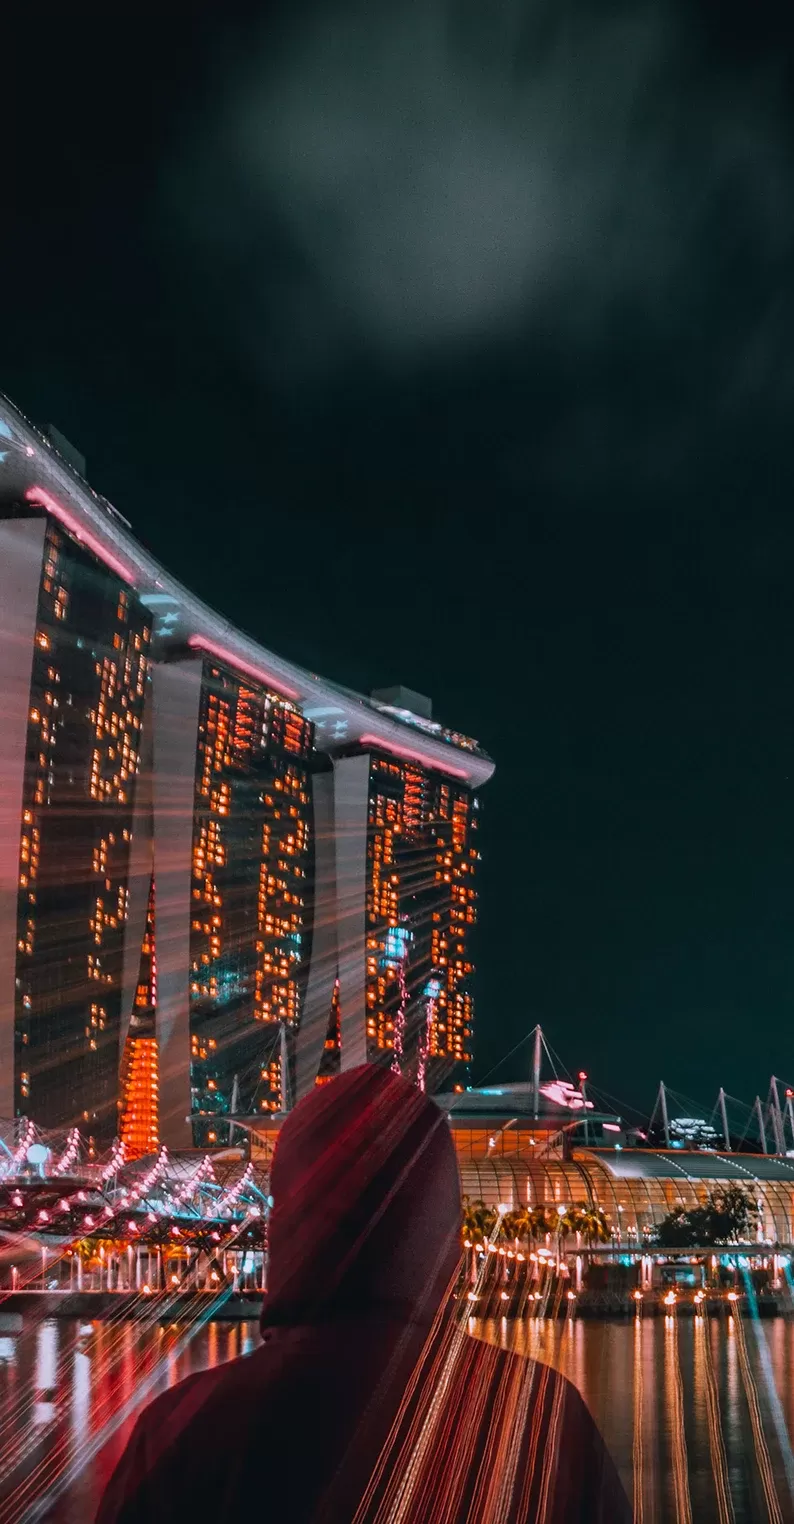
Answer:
(297, 753, 371, 1097)
(151, 658, 202, 1149)
(295, 770, 338, 1101)
(0, 520, 47, 1119)
(333, 754, 371, 1072)
(118, 679, 154, 1071)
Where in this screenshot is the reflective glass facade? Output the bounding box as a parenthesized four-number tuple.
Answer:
(188, 661, 313, 1144)
(8, 510, 150, 1143)
(364, 753, 479, 1089)
(0, 396, 493, 1148)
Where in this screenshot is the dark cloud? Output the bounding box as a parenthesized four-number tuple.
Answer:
(164, 0, 794, 498)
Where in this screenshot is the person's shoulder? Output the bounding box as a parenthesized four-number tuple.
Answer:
(469, 1342, 593, 1422)
(132, 1360, 226, 1451)
(469, 1339, 569, 1389)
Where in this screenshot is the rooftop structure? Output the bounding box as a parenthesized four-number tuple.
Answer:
(0, 395, 493, 787)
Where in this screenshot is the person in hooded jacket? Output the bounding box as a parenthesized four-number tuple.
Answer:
(95, 1065, 632, 1524)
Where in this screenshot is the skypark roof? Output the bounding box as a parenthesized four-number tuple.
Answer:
(0, 392, 494, 788)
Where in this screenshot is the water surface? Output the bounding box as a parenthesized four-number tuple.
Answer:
(0, 1312, 792, 1521)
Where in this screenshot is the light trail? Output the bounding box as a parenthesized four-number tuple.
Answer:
(0, 1216, 250, 1489)
(740, 1267, 794, 1513)
(633, 1316, 644, 1524)
(9, 1287, 231, 1524)
(731, 1306, 784, 1524)
(0, 1209, 253, 1522)
(695, 1313, 734, 1524)
(0, 1265, 210, 1491)
(0, 1282, 198, 1481)
(665, 1313, 693, 1524)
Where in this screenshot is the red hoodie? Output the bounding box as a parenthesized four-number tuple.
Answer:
(95, 1065, 632, 1523)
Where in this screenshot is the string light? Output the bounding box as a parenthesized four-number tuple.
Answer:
(51, 1128, 81, 1176)
(1, 1120, 36, 1177)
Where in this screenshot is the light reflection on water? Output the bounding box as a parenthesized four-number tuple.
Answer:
(475, 1313, 794, 1523)
(0, 1315, 792, 1522)
(0, 1317, 256, 1524)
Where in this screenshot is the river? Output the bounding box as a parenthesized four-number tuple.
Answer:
(1, 1312, 793, 1521)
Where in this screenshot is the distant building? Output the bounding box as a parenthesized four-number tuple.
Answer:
(0, 393, 494, 1149)
(184, 657, 313, 1145)
(298, 748, 478, 1097)
(0, 505, 150, 1144)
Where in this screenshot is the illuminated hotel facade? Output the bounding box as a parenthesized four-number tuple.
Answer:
(298, 741, 479, 1099)
(0, 394, 493, 1151)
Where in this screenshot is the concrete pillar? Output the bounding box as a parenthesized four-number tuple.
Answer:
(297, 753, 371, 1095)
(118, 680, 154, 1071)
(295, 771, 338, 1100)
(333, 755, 370, 1070)
(151, 659, 202, 1149)
(0, 519, 47, 1117)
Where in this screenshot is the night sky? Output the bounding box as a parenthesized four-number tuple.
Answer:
(5, 0, 794, 1116)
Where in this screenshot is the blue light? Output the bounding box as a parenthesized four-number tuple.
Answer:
(382, 926, 411, 969)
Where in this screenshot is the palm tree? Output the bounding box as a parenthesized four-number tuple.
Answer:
(581, 1206, 610, 1246)
(555, 1202, 610, 1246)
(461, 1197, 497, 1247)
(529, 1205, 560, 1243)
(461, 1198, 498, 1284)
(558, 1204, 593, 1245)
(501, 1205, 533, 1246)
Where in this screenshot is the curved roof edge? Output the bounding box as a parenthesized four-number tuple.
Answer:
(580, 1148, 794, 1182)
(0, 393, 494, 788)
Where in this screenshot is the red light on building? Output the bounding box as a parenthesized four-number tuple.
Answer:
(119, 1037, 159, 1160)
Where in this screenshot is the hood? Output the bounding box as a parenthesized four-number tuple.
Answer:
(261, 1065, 461, 1331)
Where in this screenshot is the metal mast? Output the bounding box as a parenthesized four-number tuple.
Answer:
(657, 1082, 671, 1150)
(717, 1087, 731, 1153)
(532, 1025, 542, 1120)
(785, 1088, 794, 1153)
(770, 1078, 786, 1156)
(579, 1071, 589, 1147)
(753, 1095, 769, 1155)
